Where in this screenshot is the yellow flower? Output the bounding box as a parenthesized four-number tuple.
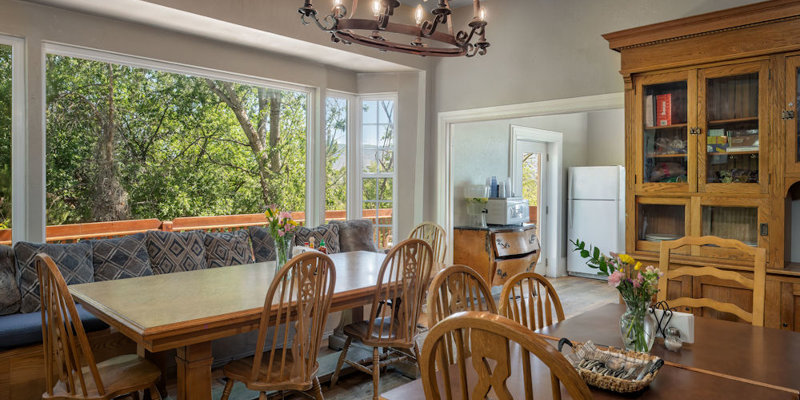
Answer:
(618, 254, 635, 265)
(634, 262, 642, 271)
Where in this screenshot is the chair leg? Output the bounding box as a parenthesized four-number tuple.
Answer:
(330, 335, 352, 388)
(413, 341, 422, 366)
(310, 376, 324, 400)
(220, 378, 234, 400)
(372, 346, 381, 400)
(259, 392, 268, 400)
(131, 392, 141, 400)
(148, 384, 163, 400)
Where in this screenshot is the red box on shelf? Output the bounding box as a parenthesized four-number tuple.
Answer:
(656, 94, 672, 126)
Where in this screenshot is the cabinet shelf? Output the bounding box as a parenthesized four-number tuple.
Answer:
(644, 123, 687, 130)
(708, 117, 758, 125)
(707, 150, 759, 156)
(647, 153, 687, 158)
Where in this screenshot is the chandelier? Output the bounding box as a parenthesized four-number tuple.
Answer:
(298, 0, 489, 57)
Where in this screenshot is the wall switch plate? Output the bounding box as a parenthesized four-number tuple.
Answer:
(652, 308, 695, 344)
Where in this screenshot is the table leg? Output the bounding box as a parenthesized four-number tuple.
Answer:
(138, 344, 168, 399)
(329, 306, 364, 350)
(176, 342, 213, 400)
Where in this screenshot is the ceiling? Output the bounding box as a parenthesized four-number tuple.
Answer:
(399, 0, 481, 9)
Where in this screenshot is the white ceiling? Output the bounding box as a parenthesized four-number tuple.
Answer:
(399, 0, 481, 9)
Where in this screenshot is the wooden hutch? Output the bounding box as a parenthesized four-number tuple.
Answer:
(603, 0, 800, 332)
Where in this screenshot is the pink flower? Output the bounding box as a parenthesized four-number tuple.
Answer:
(607, 271, 624, 288)
(278, 229, 285, 237)
(279, 211, 292, 220)
(633, 276, 642, 288)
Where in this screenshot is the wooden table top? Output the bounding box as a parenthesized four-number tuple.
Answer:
(380, 342, 799, 400)
(69, 251, 386, 352)
(535, 303, 800, 393)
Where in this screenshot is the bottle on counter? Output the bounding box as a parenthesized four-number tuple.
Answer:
(309, 237, 316, 249)
(319, 239, 327, 254)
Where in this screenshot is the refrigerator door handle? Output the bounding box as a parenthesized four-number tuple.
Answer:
(569, 202, 574, 229)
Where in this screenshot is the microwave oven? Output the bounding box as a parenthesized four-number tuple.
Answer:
(485, 197, 530, 225)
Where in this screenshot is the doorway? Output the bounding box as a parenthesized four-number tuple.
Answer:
(515, 141, 547, 245)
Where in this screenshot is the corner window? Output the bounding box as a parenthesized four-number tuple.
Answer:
(360, 99, 395, 248)
(0, 43, 11, 238)
(325, 96, 348, 223)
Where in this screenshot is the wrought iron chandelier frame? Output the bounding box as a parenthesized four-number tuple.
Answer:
(298, 0, 489, 57)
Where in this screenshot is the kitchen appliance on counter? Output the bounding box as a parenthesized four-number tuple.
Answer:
(567, 166, 625, 280)
(486, 197, 530, 226)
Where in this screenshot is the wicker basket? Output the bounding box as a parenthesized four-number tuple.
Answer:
(559, 339, 663, 393)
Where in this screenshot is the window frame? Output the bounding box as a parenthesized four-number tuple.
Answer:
(0, 34, 25, 242)
(324, 91, 357, 222)
(356, 93, 398, 248)
(41, 42, 317, 225)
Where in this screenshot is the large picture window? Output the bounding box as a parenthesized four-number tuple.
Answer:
(360, 98, 395, 248)
(0, 44, 11, 232)
(45, 53, 308, 226)
(325, 96, 348, 222)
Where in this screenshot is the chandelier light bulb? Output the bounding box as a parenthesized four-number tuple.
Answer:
(479, 7, 486, 21)
(372, 0, 381, 16)
(333, 0, 341, 5)
(415, 4, 424, 25)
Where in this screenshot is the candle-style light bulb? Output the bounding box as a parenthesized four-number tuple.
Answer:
(333, 0, 341, 6)
(415, 4, 424, 25)
(372, 0, 382, 16)
(479, 7, 486, 21)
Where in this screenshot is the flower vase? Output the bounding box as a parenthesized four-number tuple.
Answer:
(620, 297, 656, 353)
(274, 234, 294, 278)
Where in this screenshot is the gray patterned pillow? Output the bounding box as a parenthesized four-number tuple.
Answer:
(329, 219, 377, 252)
(0, 244, 20, 315)
(14, 241, 94, 313)
(248, 226, 276, 262)
(146, 230, 207, 274)
(91, 233, 154, 281)
(294, 224, 340, 254)
(204, 230, 254, 268)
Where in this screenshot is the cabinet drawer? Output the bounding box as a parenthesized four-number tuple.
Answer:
(492, 230, 539, 258)
(492, 252, 540, 286)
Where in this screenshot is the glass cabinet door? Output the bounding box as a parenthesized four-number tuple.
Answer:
(639, 76, 690, 191)
(785, 56, 800, 173)
(635, 197, 689, 253)
(695, 199, 766, 261)
(698, 62, 767, 193)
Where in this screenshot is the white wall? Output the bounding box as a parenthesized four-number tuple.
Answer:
(587, 109, 626, 166)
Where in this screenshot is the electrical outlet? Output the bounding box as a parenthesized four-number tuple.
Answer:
(652, 308, 694, 344)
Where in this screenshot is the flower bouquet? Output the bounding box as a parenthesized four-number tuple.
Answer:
(265, 205, 299, 276)
(570, 239, 663, 353)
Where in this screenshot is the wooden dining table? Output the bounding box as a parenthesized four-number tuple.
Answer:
(381, 302, 800, 399)
(69, 251, 386, 400)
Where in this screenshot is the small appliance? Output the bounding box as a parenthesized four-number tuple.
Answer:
(485, 197, 529, 225)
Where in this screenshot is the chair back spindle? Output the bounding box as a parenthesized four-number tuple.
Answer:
(409, 222, 447, 265)
(37, 253, 105, 398)
(251, 252, 336, 384)
(499, 272, 565, 331)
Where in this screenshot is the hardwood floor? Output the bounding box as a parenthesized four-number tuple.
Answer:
(163, 275, 616, 400)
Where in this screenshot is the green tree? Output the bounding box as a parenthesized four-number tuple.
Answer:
(0, 46, 11, 228)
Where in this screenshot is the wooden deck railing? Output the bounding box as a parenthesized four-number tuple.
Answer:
(0, 209, 393, 245)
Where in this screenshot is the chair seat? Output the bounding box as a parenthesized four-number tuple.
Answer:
(343, 317, 415, 348)
(46, 354, 161, 399)
(222, 349, 319, 392)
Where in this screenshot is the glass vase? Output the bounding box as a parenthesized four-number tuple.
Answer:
(274, 234, 294, 278)
(619, 296, 656, 353)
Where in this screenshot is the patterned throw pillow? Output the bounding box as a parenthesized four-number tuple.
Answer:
(146, 230, 207, 274)
(293, 224, 340, 254)
(248, 226, 276, 262)
(204, 230, 254, 268)
(14, 241, 94, 313)
(0, 244, 20, 315)
(91, 233, 154, 281)
(329, 219, 378, 252)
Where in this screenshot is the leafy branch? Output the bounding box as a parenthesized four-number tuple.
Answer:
(569, 238, 612, 276)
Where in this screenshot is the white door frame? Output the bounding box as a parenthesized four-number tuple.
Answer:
(509, 127, 561, 276)
(434, 92, 624, 271)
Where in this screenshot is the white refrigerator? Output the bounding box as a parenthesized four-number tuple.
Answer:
(567, 166, 625, 279)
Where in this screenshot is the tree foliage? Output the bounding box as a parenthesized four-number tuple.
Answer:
(44, 55, 307, 225)
(0, 46, 10, 228)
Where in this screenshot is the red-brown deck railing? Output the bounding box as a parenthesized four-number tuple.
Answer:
(0, 209, 392, 245)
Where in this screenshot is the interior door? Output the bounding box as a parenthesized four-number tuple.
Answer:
(514, 140, 547, 266)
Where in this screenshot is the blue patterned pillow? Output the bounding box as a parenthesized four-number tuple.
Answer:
(294, 224, 340, 253)
(248, 226, 276, 262)
(14, 241, 94, 313)
(91, 233, 154, 281)
(146, 231, 207, 274)
(204, 230, 254, 268)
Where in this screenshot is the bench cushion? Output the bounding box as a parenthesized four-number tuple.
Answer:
(294, 224, 340, 253)
(91, 233, 154, 281)
(0, 304, 108, 351)
(0, 244, 20, 315)
(204, 230, 254, 268)
(248, 226, 276, 262)
(330, 219, 378, 252)
(14, 241, 94, 313)
(146, 230, 207, 274)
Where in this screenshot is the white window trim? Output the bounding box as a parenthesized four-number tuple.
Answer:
(356, 94, 398, 247)
(324, 91, 357, 222)
(42, 42, 318, 224)
(0, 34, 26, 243)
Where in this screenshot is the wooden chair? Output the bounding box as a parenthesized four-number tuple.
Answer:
(657, 236, 766, 326)
(330, 238, 434, 400)
(420, 311, 592, 400)
(499, 272, 565, 331)
(220, 252, 336, 400)
(35, 254, 162, 400)
(427, 265, 497, 327)
(409, 222, 447, 267)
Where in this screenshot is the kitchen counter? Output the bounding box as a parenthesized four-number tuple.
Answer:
(453, 224, 536, 233)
